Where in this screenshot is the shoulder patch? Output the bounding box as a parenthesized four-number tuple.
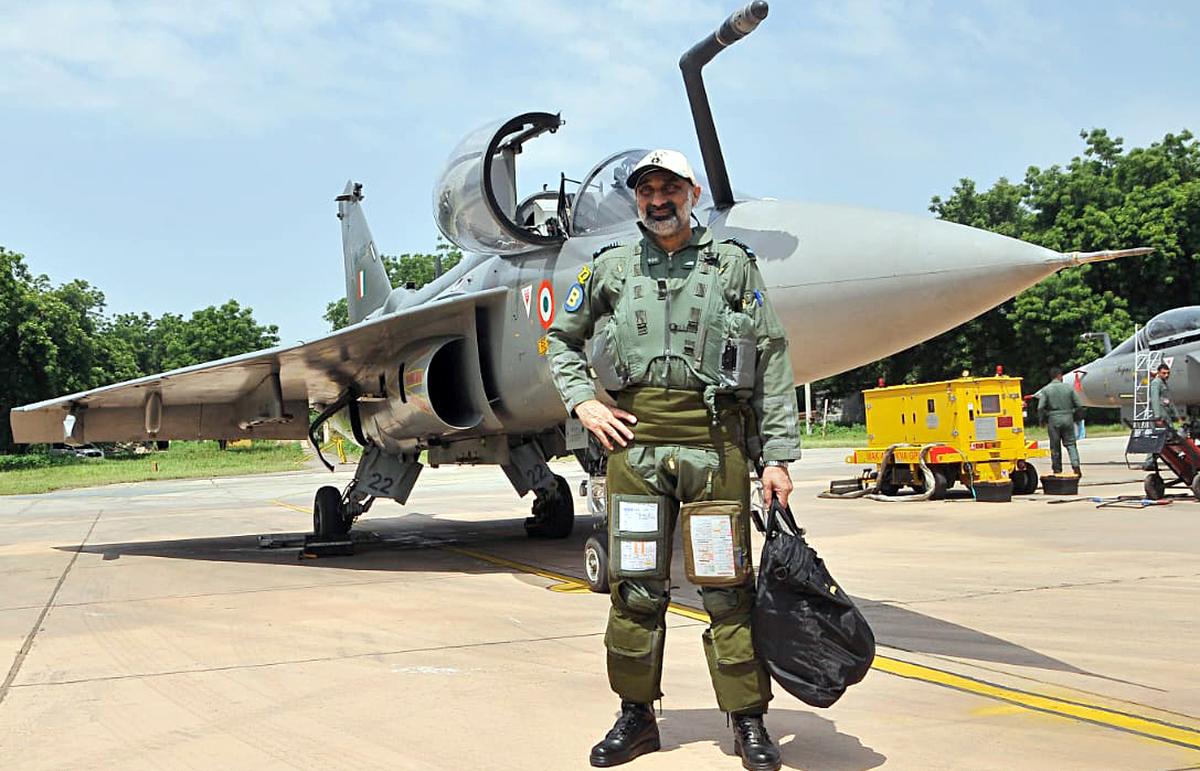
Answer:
(592, 242, 623, 260)
(720, 237, 756, 260)
(563, 283, 585, 312)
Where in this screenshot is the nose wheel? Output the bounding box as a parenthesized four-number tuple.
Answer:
(583, 533, 610, 593)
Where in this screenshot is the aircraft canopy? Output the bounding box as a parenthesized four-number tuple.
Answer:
(1109, 306, 1200, 356)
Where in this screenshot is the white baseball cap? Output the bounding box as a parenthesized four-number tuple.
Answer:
(625, 149, 698, 189)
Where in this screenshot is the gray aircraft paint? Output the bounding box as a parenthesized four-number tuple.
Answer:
(1072, 306, 1200, 418)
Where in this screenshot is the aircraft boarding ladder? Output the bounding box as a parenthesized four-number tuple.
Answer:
(1132, 323, 1162, 425)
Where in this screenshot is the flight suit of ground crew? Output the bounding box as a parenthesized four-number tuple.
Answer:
(1150, 375, 1178, 424)
(547, 225, 801, 715)
(1038, 380, 1083, 474)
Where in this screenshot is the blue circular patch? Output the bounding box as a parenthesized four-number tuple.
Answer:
(564, 283, 585, 312)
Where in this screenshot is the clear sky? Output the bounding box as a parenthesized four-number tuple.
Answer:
(2, 0, 1197, 344)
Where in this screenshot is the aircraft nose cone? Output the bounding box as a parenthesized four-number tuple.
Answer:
(714, 200, 1070, 382)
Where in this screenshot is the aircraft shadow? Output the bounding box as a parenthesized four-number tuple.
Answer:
(67, 511, 1129, 687)
(654, 706, 885, 771)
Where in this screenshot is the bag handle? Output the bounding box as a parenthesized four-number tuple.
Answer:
(763, 495, 802, 538)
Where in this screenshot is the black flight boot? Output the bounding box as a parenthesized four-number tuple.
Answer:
(1072, 465, 1082, 477)
(589, 701, 660, 767)
(732, 713, 782, 771)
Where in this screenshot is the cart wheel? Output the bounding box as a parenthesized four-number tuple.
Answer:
(1011, 465, 1039, 496)
(929, 469, 948, 500)
(1144, 473, 1166, 501)
(1191, 475, 1200, 501)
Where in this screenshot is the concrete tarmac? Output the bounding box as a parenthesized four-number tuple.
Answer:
(1, 435, 1198, 769)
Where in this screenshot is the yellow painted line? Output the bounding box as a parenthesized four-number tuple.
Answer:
(271, 499, 309, 514)
(265, 501, 1200, 752)
(441, 544, 1200, 752)
(872, 654, 1200, 751)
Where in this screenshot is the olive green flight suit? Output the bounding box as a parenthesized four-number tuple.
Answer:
(1038, 379, 1082, 473)
(1150, 376, 1178, 423)
(546, 225, 801, 714)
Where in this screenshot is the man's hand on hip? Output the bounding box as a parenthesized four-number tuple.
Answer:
(761, 464, 793, 509)
(575, 399, 637, 451)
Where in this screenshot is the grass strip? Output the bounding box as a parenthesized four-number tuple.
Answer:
(0, 441, 309, 496)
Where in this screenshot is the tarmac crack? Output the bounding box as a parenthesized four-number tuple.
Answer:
(0, 507, 103, 707)
(3, 626, 709, 690)
(869, 571, 1200, 606)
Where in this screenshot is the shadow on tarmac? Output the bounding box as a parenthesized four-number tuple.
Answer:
(651, 706, 886, 770)
(67, 511, 1111, 684)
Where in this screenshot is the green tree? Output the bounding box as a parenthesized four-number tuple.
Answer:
(159, 300, 280, 370)
(324, 239, 464, 331)
(1, 248, 142, 448)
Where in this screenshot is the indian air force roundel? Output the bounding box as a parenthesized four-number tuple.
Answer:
(537, 280, 554, 329)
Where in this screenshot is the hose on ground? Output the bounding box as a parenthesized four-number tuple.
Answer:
(819, 443, 939, 502)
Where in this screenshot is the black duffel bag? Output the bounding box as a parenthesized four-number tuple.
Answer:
(752, 499, 875, 707)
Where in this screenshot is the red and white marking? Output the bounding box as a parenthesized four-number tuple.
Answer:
(537, 281, 554, 329)
(521, 285, 533, 317)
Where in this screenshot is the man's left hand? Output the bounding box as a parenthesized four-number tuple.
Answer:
(761, 464, 793, 509)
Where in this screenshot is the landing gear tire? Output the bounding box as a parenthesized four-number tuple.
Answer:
(525, 474, 574, 539)
(314, 485, 349, 538)
(1191, 475, 1200, 501)
(583, 534, 610, 594)
(1144, 473, 1166, 501)
(1012, 465, 1039, 496)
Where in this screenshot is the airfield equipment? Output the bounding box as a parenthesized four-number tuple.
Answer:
(1128, 427, 1200, 501)
(845, 376, 1048, 501)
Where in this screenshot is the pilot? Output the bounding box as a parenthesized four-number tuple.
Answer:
(1037, 367, 1084, 476)
(1150, 363, 1179, 427)
(546, 149, 799, 771)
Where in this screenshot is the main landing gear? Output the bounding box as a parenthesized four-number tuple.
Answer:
(313, 485, 351, 539)
(525, 473, 574, 539)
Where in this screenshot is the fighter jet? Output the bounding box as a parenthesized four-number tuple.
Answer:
(10, 1, 1142, 542)
(1072, 306, 1200, 420)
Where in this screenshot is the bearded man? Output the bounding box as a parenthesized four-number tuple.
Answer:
(546, 149, 801, 770)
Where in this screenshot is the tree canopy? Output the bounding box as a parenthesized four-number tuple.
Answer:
(0, 248, 278, 450)
(819, 128, 1198, 399)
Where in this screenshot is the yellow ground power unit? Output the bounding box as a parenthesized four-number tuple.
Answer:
(845, 376, 1048, 501)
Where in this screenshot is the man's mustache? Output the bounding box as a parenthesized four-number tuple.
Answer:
(646, 203, 679, 220)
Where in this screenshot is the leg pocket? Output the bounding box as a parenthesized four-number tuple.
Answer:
(605, 607, 659, 661)
(609, 493, 670, 581)
(681, 500, 752, 586)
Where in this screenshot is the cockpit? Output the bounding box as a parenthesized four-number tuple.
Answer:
(1107, 306, 1200, 357)
(433, 111, 712, 255)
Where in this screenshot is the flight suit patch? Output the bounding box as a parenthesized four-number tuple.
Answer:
(577, 265, 592, 285)
(564, 283, 585, 312)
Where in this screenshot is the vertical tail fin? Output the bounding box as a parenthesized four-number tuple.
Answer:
(336, 181, 393, 325)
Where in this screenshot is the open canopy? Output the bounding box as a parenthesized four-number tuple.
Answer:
(433, 112, 713, 254)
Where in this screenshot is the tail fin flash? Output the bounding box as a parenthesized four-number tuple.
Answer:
(337, 181, 392, 325)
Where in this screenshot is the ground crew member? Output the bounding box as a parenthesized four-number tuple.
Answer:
(1038, 367, 1083, 476)
(547, 149, 800, 771)
(1150, 363, 1179, 427)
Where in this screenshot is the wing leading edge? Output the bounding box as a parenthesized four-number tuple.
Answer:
(10, 288, 508, 445)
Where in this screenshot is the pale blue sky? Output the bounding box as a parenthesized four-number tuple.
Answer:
(2, 0, 1197, 343)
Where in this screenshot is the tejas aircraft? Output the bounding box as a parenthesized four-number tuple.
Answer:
(1072, 306, 1200, 420)
(11, 2, 1144, 541)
